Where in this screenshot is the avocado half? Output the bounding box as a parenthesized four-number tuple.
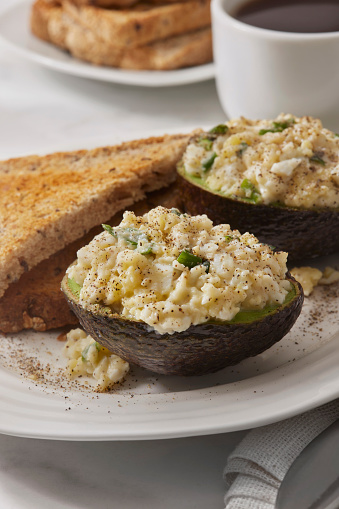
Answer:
(177, 166, 339, 262)
(61, 273, 303, 376)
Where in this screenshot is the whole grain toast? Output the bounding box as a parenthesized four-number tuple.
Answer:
(71, 0, 138, 7)
(62, 0, 211, 49)
(31, 0, 212, 69)
(0, 184, 183, 333)
(0, 133, 192, 301)
(117, 27, 212, 70)
(30, 0, 65, 44)
(63, 16, 212, 69)
(70, 0, 192, 8)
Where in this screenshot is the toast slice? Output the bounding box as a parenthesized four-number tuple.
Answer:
(30, 0, 66, 45)
(31, 0, 212, 69)
(63, 16, 212, 69)
(0, 235, 82, 333)
(70, 0, 192, 8)
(0, 184, 183, 333)
(71, 0, 138, 7)
(118, 27, 212, 70)
(62, 0, 211, 48)
(0, 133, 192, 301)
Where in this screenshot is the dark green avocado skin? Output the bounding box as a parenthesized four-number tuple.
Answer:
(177, 173, 339, 262)
(61, 274, 303, 376)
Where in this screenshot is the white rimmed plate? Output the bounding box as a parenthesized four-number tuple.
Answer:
(1, 133, 339, 441)
(0, 2, 215, 87)
(0, 227, 338, 439)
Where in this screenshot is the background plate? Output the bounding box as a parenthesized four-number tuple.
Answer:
(0, 2, 215, 87)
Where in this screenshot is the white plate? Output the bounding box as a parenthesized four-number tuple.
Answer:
(0, 168, 338, 441)
(1, 135, 338, 441)
(0, 2, 215, 87)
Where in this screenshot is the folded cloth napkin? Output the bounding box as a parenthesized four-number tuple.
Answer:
(224, 399, 339, 509)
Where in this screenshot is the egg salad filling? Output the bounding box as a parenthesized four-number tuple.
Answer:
(182, 114, 339, 209)
(290, 266, 339, 296)
(63, 328, 129, 391)
(67, 207, 292, 335)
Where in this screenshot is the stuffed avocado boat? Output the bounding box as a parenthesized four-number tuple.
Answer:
(177, 114, 339, 261)
(61, 206, 303, 376)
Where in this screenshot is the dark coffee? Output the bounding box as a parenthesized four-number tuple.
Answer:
(233, 0, 339, 33)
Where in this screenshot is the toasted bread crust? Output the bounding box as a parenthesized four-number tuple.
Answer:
(70, 0, 192, 7)
(30, 0, 61, 42)
(31, 0, 69, 48)
(119, 27, 212, 70)
(31, 0, 212, 69)
(0, 134, 191, 299)
(0, 242, 80, 333)
(0, 184, 184, 333)
(63, 0, 211, 48)
(63, 17, 212, 69)
(71, 0, 140, 7)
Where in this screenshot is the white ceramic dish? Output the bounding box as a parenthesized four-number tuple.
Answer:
(1, 134, 338, 441)
(0, 203, 338, 440)
(212, 0, 339, 121)
(0, 2, 215, 87)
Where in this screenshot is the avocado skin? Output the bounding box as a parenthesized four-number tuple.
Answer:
(177, 173, 339, 262)
(61, 274, 303, 376)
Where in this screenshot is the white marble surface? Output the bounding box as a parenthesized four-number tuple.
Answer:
(0, 432, 246, 509)
(0, 0, 224, 160)
(0, 1, 248, 507)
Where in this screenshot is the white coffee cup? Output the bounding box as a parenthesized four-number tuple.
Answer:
(211, 0, 339, 128)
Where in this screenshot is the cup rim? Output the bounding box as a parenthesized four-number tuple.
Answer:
(211, 0, 339, 40)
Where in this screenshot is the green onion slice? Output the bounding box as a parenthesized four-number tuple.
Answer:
(310, 154, 326, 166)
(237, 142, 248, 156)
(121, 227, 146, 247)
(81, 342, 101, 361)
(209, 124, 229, 135)
(202, 152, 217, 172)
(177, 250, 202, 268)
(202, 260, 210, 274)
(103, 225, 150, 249)
(170, 208, 182, 216)
(259, 119, 295, 135)
(197, 137, 214, 151)
(177, 250, 209, 273)
(139, 244, 153, 255)
(240, 179, 261, 203)
(102, 224, 117, 237)
(103, 225, 153, 255)
(263, 243, 276, 251)
(225, 235, 235, 242)
(81, 344, 91, 361)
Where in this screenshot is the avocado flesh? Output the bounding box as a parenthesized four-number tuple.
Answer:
(177, 167, 339, 262)
(61, 273, 303, 376)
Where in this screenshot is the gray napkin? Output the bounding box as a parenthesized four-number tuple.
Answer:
(224, 400, 339, 509)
